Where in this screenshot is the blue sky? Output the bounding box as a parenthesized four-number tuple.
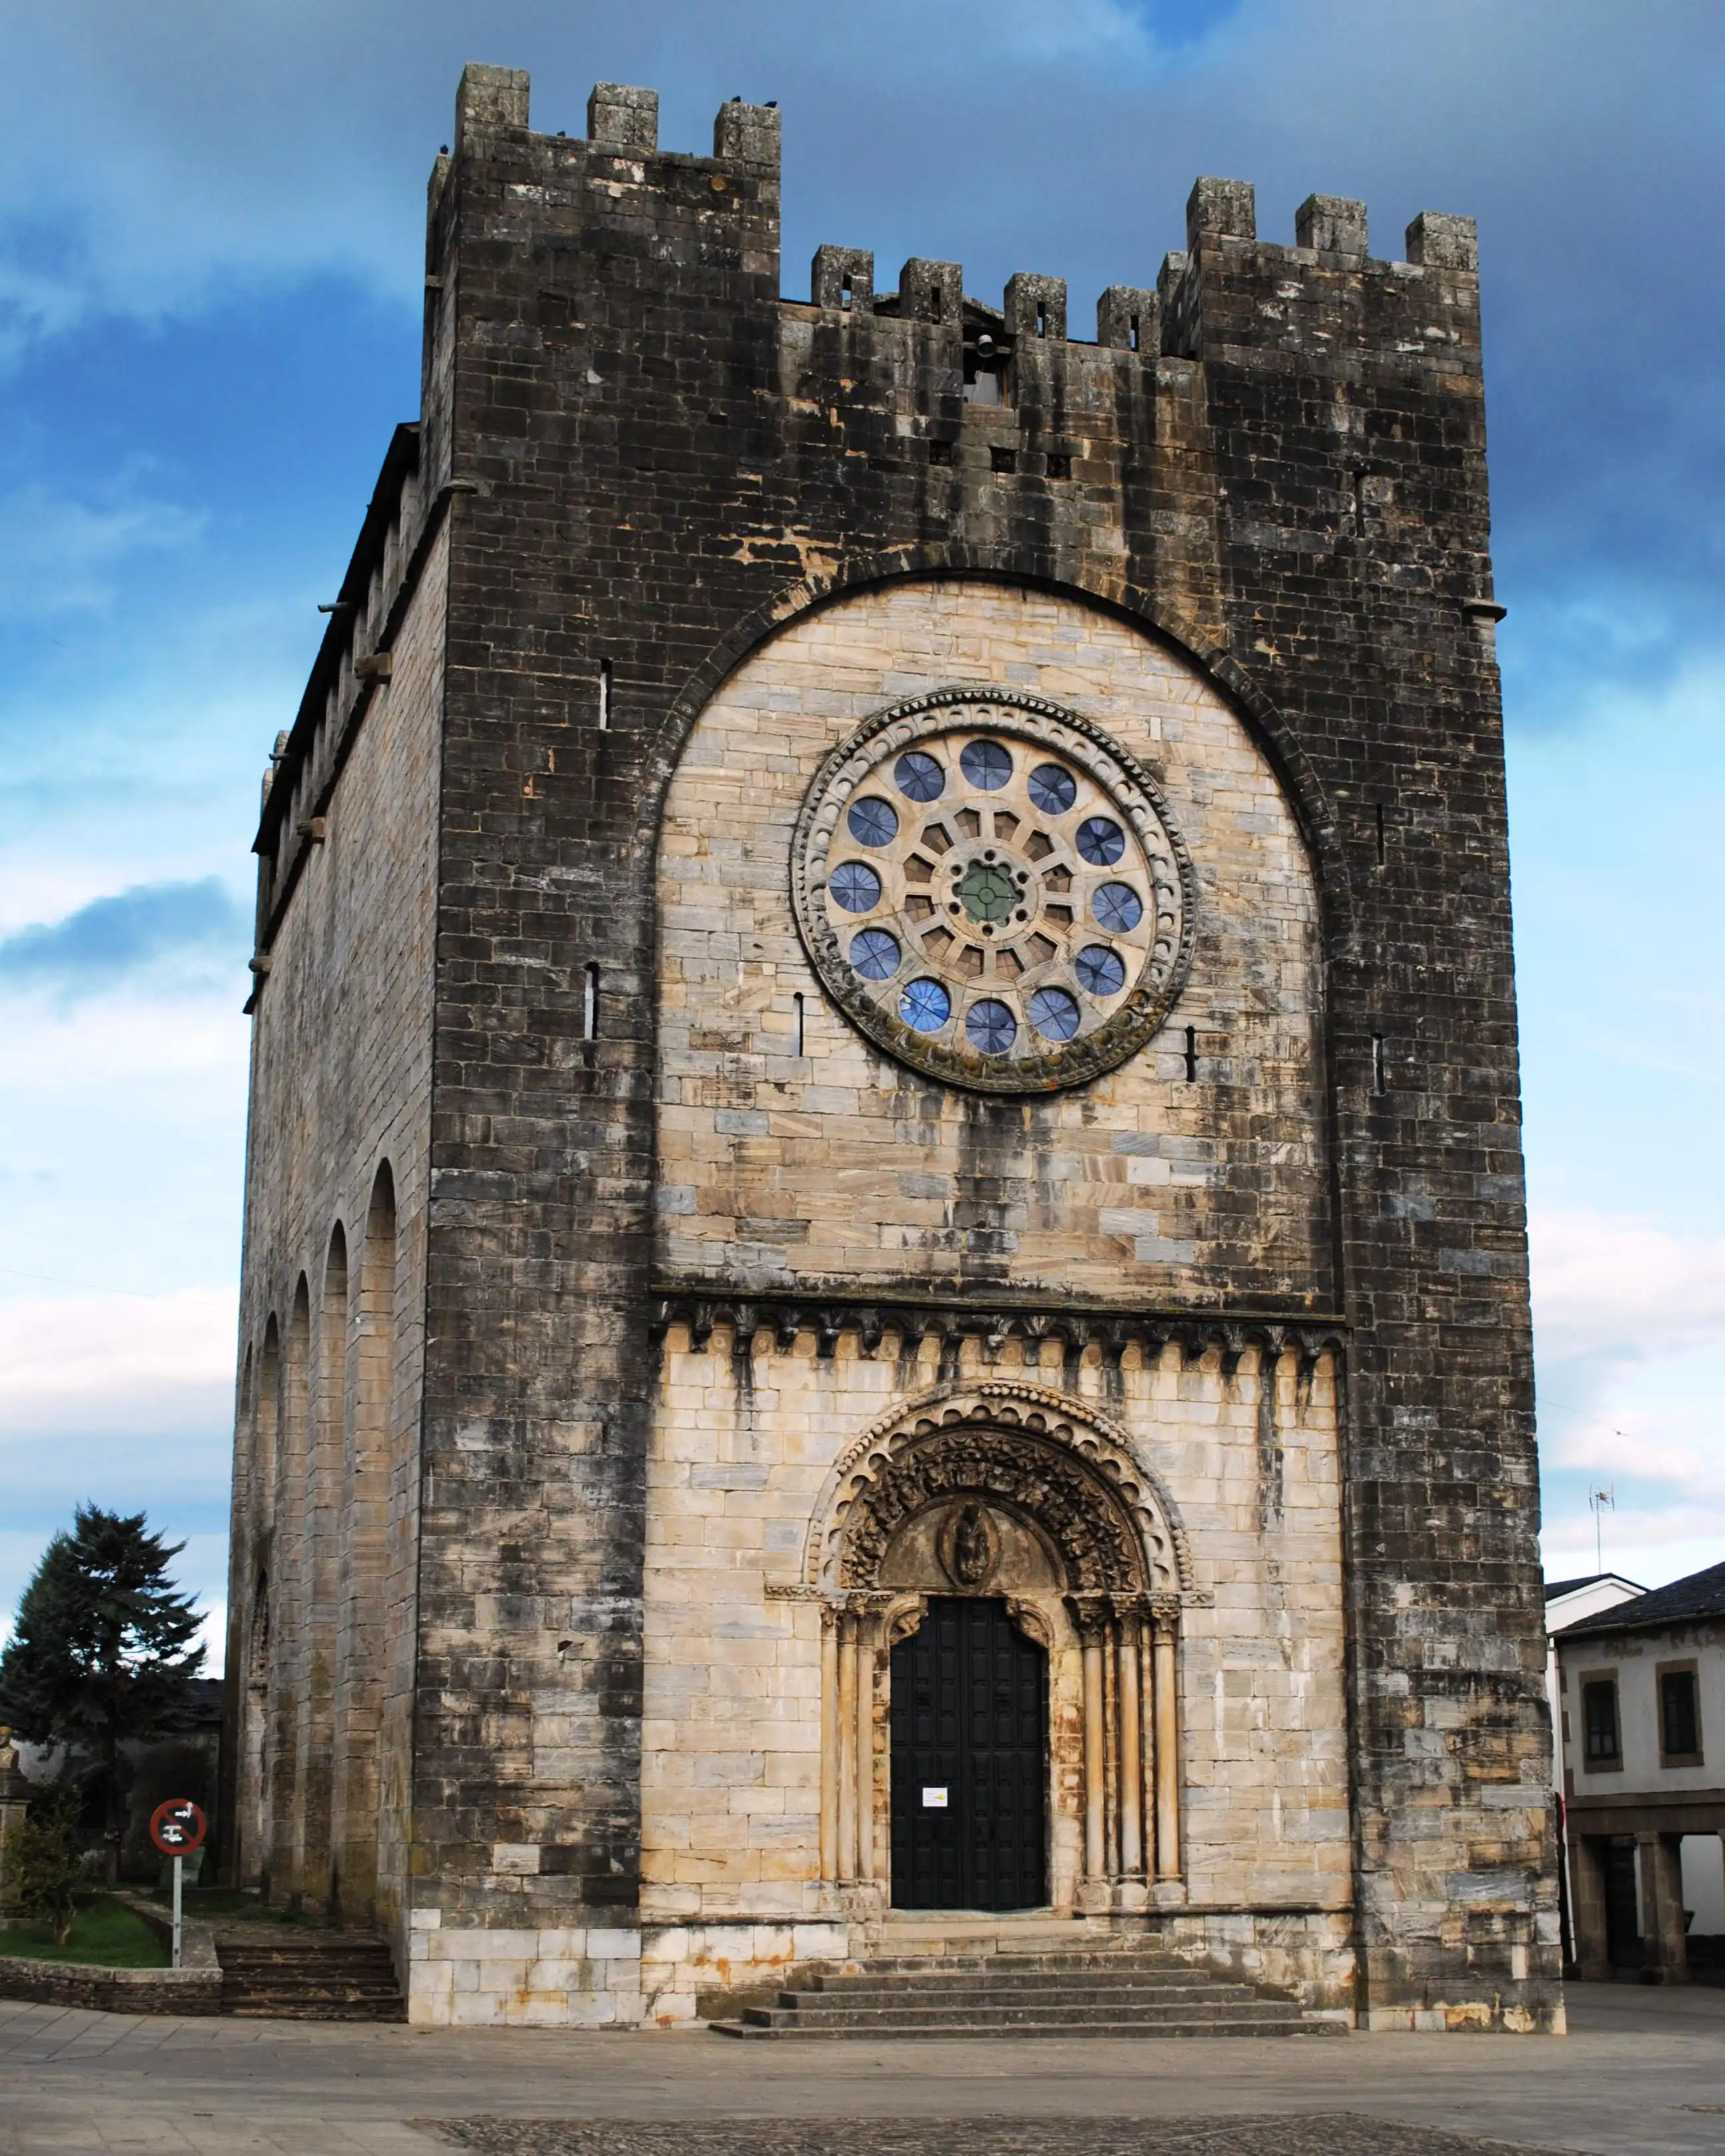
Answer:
(1, 0, 1722, 1661)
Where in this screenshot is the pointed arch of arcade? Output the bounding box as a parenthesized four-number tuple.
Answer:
(268, 1276, 312, 1894)
(800, 1379, 1194, 1908)
(298, 1222, 349, 1905)
(233, 1314, 281, 1886)
(331, 1160, 398, 1920)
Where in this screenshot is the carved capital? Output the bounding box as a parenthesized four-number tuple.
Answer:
(1005, 1597, 1056, 1651)
(1066, 1592, 1116, 1645)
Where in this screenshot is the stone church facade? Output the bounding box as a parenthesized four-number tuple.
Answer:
(220, 63, 1560, 2031)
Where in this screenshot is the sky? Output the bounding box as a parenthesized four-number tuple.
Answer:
(1, 0, 1722, 1667)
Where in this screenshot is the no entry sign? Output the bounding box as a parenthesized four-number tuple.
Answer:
(149, 1798, 206, 1856)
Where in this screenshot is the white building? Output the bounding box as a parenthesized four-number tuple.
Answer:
(1552, 1560, 1725, 1980)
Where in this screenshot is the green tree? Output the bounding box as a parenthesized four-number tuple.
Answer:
(7, 1783, 87, 1945)
(0, 1508, 204, 1882)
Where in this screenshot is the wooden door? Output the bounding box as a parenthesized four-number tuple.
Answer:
(889, 1596, 1047, 1911)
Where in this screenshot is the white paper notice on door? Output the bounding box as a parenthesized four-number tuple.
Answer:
(921, 1786, 948, 1808)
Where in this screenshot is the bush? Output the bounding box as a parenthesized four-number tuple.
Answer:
(8, 1784, 91, 1946)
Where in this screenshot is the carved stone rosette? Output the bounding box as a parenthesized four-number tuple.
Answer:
(790, 685, 1197, 1093)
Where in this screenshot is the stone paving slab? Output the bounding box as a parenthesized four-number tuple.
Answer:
(2, 1988, 1724, 2156)
(422, 2119, 1575, 2156)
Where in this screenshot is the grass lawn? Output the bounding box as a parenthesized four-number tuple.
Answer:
(0, 1892, 168, 1968)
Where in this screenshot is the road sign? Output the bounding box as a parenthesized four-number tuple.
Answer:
(149, 1800, 206, 1970)
(149, 1799, 206, 1856)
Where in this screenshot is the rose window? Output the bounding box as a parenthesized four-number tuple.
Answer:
(791, 688, 1196, 1093)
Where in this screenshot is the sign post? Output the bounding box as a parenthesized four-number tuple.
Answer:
(148, 1800, 207, 1969)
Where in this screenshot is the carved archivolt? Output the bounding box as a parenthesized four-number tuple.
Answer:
(803, 1378, 1190, 1595)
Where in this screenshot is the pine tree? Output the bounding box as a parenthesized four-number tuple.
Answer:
(0, 1508, 205, 1882)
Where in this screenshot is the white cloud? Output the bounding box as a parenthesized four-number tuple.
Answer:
(0, 478, 202, 619)
(0, 1287, 237, 1440)
(1528, 1205, 1725, 1588)
(1530, 1207, 1725, 1368)
(0, 1290, 238, 1667)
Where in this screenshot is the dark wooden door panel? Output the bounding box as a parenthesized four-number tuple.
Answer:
(889, 1596, 1046, 1911)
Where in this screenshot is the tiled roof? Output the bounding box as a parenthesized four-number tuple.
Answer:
(1545, 1575, 1608, 1599)
(1558, 1558, 1725, 1641)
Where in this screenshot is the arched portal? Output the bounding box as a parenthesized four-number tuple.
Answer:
(810, 1384, 1187, 1916)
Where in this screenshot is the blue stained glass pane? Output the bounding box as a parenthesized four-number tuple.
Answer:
(1028, 762, 1076, 815)
(850, 928, 901, 981)
(964, 999, 1018, 1055)
(1076, 816, 1125, 866)
(1075, 944, 1127, 996)
(960, 738, 1013, 790)
(847, 795, 899, 848)
(1028, 986, 1081, 1042)
(894, 751, 946, 802)
(831, 861, 883, 914)
(900, 977, 952, 1033)
(1092, 881, 1143, 933)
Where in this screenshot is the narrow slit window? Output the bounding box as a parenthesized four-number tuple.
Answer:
(1375, 802, 1385, 866)
(1372, 1035, 1386, 1095)
(793, 992, 805, 1058)
(1035, 305, 1047, 338)
(1128, 313, 1141, 352)
(1184, 1025, 1197, 1084)
(840, 274, 853, 312)
(583, 963, 600, 1041)
(929, 285, 942, 316)
(598, 659, 613, 732)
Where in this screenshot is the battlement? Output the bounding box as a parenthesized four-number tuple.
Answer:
(439, 62, 1478, 372)
(450, 58, 782, 173)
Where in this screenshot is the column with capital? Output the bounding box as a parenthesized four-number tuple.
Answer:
(1152, 1607, 1181, 1881)
(853, 1604, 878, 1884)
(836, 1613, 859, 1883)
(1117, 1604, 1145, 1881)
(819, 1606, 840, 1883)
(1069, 1597, 1112, 1900)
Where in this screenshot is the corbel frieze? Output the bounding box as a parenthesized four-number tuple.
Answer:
(649, 1286, 1343, 1386)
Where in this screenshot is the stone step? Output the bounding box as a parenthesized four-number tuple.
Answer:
(222, 1992, 412, 2009)
(214, 1930, 406, 2022)
(756, 1992, 1308, 2023)
(217, 1949, 396, 1966)
(843, 1950, 1224, 1976)
(705, 1936, 1344, 2042)
(781, 1985, 1270, 2012)
(711, 2012, 1344, 2041)
(222, 1984, 403, 2003)
(801, 1970, 1261, 1997)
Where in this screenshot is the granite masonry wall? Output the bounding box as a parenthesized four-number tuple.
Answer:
(225, 509, 446, 1949)
(229, 60, 1558, 2033)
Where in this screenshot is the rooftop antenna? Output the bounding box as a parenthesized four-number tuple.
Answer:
(1588, 1481, 1616, 1575)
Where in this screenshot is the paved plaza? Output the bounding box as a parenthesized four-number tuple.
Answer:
(1, 1985, 1722, 2156)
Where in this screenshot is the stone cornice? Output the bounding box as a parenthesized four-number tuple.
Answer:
(649, 1281, 1344, 1378)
